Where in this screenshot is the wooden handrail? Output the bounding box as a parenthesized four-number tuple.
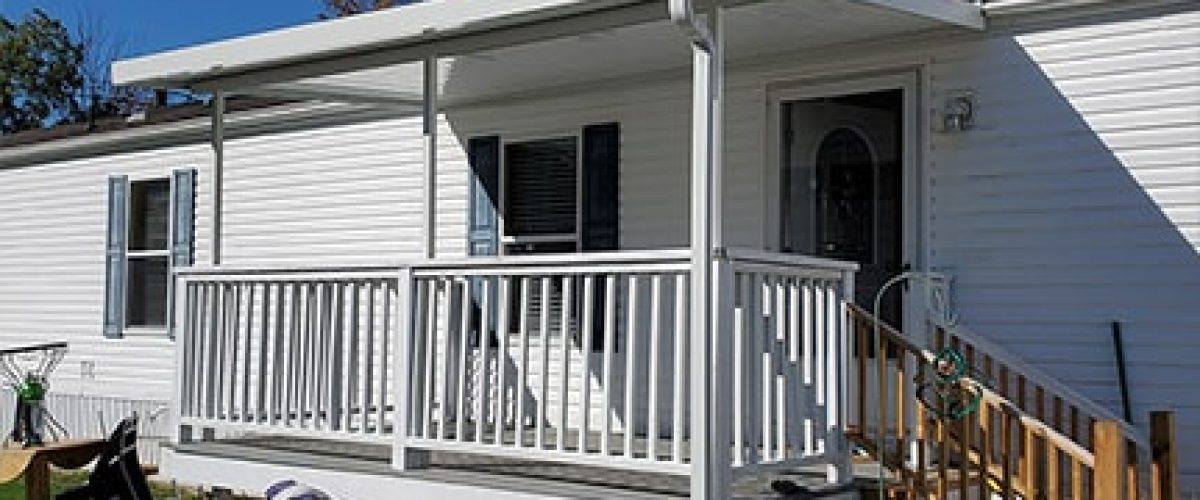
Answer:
(932, 318, 1149, 449)
(845, 305, 1172, 499)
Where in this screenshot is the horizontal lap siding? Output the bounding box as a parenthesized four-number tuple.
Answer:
(223, 119, 426, 265)
(0, 144, 212, 402)
(928, 6, 1200, 486)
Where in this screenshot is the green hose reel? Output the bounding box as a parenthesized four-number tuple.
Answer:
(915, 346, 990, 421)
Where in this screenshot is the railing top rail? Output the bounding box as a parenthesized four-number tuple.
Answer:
(724, 247, 860, 272)
(174, 249, 859, 280)
(932, 318, 1149, 449)
(176, 263, 406, 277)
(408, 248, 692, 272)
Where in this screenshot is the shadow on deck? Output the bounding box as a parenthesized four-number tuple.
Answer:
(170, 436, 879, 499)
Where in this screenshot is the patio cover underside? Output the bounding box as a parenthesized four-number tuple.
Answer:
(113, 0, 984, 106)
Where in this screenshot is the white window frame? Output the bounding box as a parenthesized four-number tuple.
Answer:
(497, 131, 584, 255)
(122, 176, 174, 336)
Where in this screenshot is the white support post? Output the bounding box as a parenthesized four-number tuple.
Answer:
(688, 5, 730, 499)
(830, 270, 856, 483)
(393, 267, 429, 469)
(211, 90, 225, 266)
(422, 57, 438, 260)
(171, 276, 191, 444)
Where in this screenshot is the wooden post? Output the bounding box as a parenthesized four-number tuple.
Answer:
(1150, 411, 1178, 500)
(1093, 419, 1127, 500)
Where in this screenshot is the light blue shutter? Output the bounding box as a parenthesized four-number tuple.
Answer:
(168, 169, 197, 338)
(467, 137, 500, 347)
(467, 136, 500, 257)
(103, 175, 128, 338)
(171, 169, 197, 267)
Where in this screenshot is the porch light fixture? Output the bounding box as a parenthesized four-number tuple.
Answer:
(941, 92, 976, 133)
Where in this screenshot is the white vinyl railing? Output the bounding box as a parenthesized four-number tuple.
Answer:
(174, 249, 857, 482)
(724, 249, 857, 479)
(401, 250, 694, 474)
(175, 266, 403, 443)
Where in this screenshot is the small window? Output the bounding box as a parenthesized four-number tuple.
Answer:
(126, 179, 171, 328)
(502, 137, 579, 253)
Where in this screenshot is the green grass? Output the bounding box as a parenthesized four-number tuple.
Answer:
(0, 470, 209, 499)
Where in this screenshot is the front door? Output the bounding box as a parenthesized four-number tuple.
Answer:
(781, 88, 907, 326)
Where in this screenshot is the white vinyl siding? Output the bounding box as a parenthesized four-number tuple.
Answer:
(219, 118, 429, 266)
(926, 8, 1200, 486)
(0, 144, 211, 402)
(0, 0, 1195, 490)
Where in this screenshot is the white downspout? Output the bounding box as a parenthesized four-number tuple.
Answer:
(211, 90, 225, 266)
(669, 1, 730, 498)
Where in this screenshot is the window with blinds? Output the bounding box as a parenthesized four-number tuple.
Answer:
(502, 137, 579, 253)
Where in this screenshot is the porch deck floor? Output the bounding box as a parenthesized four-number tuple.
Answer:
(171, 436, 882, 498)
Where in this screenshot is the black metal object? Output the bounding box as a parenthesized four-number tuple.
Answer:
(56, 417, 153, 500)
(1112, 321, 1133, 423)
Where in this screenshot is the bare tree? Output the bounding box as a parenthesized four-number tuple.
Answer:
(73, 8, 137, 126)
(319, 0, 409, 19)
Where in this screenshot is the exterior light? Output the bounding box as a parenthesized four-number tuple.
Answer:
(942, 92, 976, 133)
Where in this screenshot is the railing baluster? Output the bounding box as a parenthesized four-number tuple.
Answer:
(437, 278, 454, 440)
(537, 276, 551, 450)
(283, 283, 296, 428)
(223, 283, 237, 421)
(456, 278, 471, 442)
(269, 283, 284, 426)
(786, 277, 802, 459)
(333, 282, 346, 430)
(557, 275, 572, 453)
(646, 274, 662, 461)
(304, 283, 316, 428)
(255, 283, 270, 424)
(477, 277, 492, 444)
(960, 401, 971, 500)
(732, 273, 746, 466)
(345, 282, 359, 433)
(362, 280, 376, 435)
(773, 276, 787, 461)
(422, 279, 437, 439)
(207, 283, 222, 421)
(763, 274, 772, 462)
(601, 274, 617, 456)
(624, 273, 639, 459)
(672, 273, 687, 464)
(747, 273, 762, 464)
(578, 275, 594, 455)
(877, 300, 888, 476)
(980, 399, 993, 500)
(515, 277, 532, 448)
(812, 277, 825, 455)
(242, 283, 256, 423)
(495, 277, 511, 446)
(380, 279, 392, 434)
(193, 283, 208, 419)
(804, 279, 816, 456)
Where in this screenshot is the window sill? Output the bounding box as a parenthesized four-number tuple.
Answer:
(121, 327, 170, 338)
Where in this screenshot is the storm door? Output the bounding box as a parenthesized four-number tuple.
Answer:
(781, 89, 906, 326)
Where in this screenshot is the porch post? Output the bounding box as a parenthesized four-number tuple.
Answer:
(686, 5, 731, 499)
(422, 56, 438, 259)
(211, 90, 225, 266)
(392, 266, 428, 469)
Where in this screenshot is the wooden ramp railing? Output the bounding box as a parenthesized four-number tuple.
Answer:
(846, 305, 1179, 500)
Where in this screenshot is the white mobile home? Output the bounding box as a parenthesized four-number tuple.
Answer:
(1, 0, 1197, 497)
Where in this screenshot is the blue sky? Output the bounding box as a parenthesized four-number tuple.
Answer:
(0, 0, 321, 58)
